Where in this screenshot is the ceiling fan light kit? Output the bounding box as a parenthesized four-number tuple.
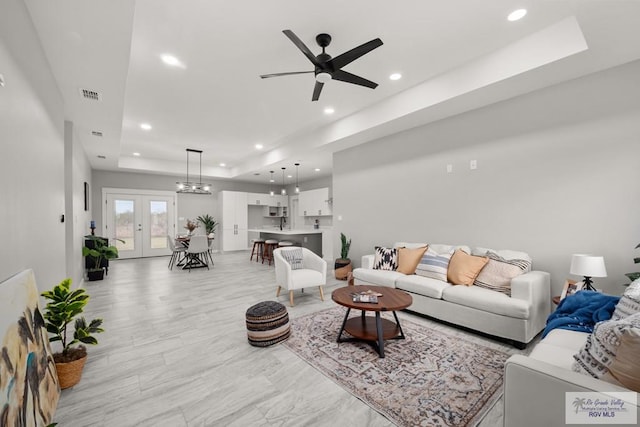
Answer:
(260, 30, 383, 101)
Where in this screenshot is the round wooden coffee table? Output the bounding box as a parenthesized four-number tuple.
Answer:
(331, 285, 412, 358)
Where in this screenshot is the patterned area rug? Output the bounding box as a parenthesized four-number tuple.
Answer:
(283, 307, 510, 427)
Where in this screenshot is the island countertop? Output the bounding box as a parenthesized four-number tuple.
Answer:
(248, 229, 324, 235)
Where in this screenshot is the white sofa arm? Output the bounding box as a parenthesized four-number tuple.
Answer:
(361, 254, 375, 269)
(504, 355, 638, 427)
(511, 271, 551, 340)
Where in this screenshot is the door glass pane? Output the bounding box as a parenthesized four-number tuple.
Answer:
(115, 200, 135, 251)
(149, 200, 168, 249)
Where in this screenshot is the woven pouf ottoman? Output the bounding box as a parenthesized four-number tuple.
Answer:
(245, 301, 290, 347)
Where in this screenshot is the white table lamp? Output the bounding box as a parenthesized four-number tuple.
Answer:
(570, 254, 607, 291)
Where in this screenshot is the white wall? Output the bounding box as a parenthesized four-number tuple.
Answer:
(333, 60, 640, 297)
(0, 0, 67, 288)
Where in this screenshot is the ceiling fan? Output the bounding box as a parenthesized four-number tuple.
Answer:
(260, 30, 383, 101)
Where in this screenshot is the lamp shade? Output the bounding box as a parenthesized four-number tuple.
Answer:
(570, 254, 607, 278)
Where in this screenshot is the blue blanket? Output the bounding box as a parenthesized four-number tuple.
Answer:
(542, 290, 620, 338)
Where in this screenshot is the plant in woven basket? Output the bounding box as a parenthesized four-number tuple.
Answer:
(335, 233, 353, 280)
(41, 278, 104, 388)
(625, 242, 640, 286)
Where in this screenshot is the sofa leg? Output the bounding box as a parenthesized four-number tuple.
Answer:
(513, 340, 527, 350)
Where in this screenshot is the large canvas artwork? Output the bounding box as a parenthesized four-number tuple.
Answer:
(0, 269, 60, 426)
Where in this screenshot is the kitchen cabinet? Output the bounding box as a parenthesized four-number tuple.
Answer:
(299, 187, 332, 216)
(219, 191, 248, 251)
(247, 192, 271, 206)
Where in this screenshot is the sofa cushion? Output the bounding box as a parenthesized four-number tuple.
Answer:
(397, 246, 428, 274)
(529, 329, 588, 370)
(472, 247, 532, 268)
(415, 247, 453, 282)
(442, 285, 530, 319)
(429, 243, 471, 255)
(573, 312, 640, 379)
(604, 327, 640, 392)
(474, 252, 529, 296)
(353, 268, 402, 288)
(373, 246, 398, 271)
(394, 242, 428, 249)
(611, 278, 640, 320)
(396, 274, 452, 299)
(447, 249, 489, 286)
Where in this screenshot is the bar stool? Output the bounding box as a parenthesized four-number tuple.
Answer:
(250, 239, 265, 262)
(263, 239, 279, 266)
(278, 241, 294, 248)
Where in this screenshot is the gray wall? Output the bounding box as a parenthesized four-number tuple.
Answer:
(0, 0, 67, 288)
(333, 60, 640, 297)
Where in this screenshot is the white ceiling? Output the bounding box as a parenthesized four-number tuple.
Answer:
(23, 0, 640, 186)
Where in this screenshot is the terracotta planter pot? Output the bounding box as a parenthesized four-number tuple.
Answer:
(335, 259, 352, 280)
(55, 355, 87, 389)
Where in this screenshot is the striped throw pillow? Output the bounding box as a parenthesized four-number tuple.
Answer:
(473, 251, 530, 296)
(281, 248, 303, 270)
(415, 247, 453, 282)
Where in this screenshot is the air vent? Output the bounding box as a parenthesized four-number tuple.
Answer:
(91, 130, 103, 137)
(80, 88, 102, 101)
(97, 155, 106, 159)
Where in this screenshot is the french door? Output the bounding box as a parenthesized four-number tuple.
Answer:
(103, 189, 176, 259)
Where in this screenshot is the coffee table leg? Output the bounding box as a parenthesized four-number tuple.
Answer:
(375, 311, 385, 358)
(336, 308, 351, 342)
(393, 311, 406, 339)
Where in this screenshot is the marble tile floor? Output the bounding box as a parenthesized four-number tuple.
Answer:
(53, 251, 535, 426)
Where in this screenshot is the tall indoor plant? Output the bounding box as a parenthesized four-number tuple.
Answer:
(41, 278, 104, 389)
(197, 214, 218, 237)
(335, 232, 352, 280)
(82, 235, 121, 281)
(625, 242, 640, 285)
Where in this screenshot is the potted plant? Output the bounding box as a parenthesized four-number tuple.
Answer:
(335, 232, 352, 280)
(82, 235, 121, 281)
(41, 278, 104, 389)
(197, 214, 218, 237)
(625, 242, 640, 285)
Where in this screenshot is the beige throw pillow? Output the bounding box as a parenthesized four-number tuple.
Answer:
(447, 249, 489, 286)
(605, 327, 640, 392)
(397, 246, 428, 275)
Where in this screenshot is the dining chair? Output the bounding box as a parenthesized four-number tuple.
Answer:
(167, 235, 186, 270)
(206, 237, 215, 266)
(185, 235, 209, 271)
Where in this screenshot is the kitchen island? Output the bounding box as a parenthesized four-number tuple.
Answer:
(248, 229, 325, 258)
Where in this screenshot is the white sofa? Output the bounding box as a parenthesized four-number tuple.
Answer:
(352, 243, 551, 348)
(504, 328, 639, 427)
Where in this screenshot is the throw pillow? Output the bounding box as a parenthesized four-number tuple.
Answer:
(373, 246, 398, 271)
(611, 278, 640, 320)
(572, 312, 640, 379)
(447, 249, 489, 286)
(605, 327, 640, 392)
(473, 252, 530, 296)
(415, 247, 453, 282)
(396, 246, 428, 275)
(281, 247, 303, 270)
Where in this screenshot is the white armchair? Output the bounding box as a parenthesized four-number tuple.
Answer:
(274, 247, 327, 306)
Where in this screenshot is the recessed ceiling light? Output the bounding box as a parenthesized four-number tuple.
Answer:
(269, 179, 275, 183)
(287, 175, 292, 178)
(255, 144, 263, 150)
(133, 152, 141, 156)
(219, 163, 226, 167)
(324, 107, 335, 115)
(140, 123, 152, 130)
(507, 9, 527, 21)
(314, 168, 321, 172)
(161, 54, 184, 68)
(389, 73, 402, 81)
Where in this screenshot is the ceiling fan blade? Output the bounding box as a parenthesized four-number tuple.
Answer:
(332, 70, 378, 89)
(283, 30, 322, 67)
(328, 38, 383, 70)
(312, 81, 324, 101)
(260, 71, 314, 79)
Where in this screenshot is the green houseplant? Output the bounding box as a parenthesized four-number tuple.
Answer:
(625, 242, 640, 285)
(335, 232, 352, 280)
(82, 235, 121, 281)
(196, 214, 218, 236)
(41, 278, 104, 389)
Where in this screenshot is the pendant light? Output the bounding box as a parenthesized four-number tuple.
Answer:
(281, 167, 287, 196)
(176, 148, 212, 194)
(294, 163, 300, 193)
(269, 171, 275, 197)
